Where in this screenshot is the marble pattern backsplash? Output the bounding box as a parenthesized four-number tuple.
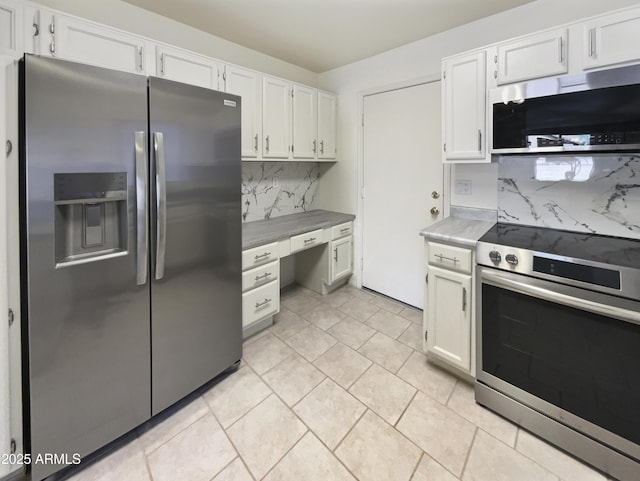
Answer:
(241, 162, 320, 222)
(498, 154, 640, 239)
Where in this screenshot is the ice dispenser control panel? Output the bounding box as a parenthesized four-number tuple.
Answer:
(54, 173, 128, 267)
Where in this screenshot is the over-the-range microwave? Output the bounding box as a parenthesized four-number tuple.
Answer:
(490, 63, 640, 154)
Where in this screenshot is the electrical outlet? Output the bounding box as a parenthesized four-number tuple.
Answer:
(455, 179, 472, 195)
(272, 177, 279, 189)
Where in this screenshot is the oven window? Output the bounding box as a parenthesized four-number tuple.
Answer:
(482, 284, 640, 445)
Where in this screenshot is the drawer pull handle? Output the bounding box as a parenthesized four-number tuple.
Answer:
(435, 254, 458, 263)
(255, 252, 272, 260)
(304, 237, 317, 244)
(340, 228, 350, 233)
(255, 272, 271, 281)
(255, 298, 272, 308)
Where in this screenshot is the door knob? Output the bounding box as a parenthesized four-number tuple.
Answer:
(430, 207, 440, 216)
(431, 191, 440, 199)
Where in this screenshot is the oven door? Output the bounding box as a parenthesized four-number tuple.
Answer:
(477, 266, 640, 462)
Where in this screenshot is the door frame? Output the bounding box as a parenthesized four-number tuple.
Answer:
(355, 74, 451, 288)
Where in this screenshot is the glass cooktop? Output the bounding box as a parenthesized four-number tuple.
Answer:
(478, 223, 640, 270)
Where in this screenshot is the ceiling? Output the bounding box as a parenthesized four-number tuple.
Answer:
(122, 0, 536, 73)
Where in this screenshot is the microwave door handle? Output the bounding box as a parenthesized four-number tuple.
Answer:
(153, 132, 167, 280)
(482, 269, 640, 326)
(135, 131, 148, 285)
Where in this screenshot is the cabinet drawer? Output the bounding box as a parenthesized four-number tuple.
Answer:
(242, 242, 279, 270)
(428, 242, 472, 274)
(242, 260, 279, 292)
(331, 222, 353, 240)
(290, 229, 323, 253)
(242, 280, 279, 327)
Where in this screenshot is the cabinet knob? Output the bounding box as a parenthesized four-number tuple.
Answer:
(430, 206, 440, 216)
(431, 191, 440, 199)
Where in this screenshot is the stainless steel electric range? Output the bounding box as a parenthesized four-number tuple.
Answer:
(475, 223, 640, 481)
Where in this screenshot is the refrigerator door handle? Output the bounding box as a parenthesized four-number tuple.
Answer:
(135, 131, 148, 285)
(154, 132, 167, 280)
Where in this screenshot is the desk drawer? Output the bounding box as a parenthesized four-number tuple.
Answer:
(242, 260, 279, 292)
(331, 222, 353, 240)
(290, 229, 323, 253)
(242, 242, 279, 270)
(242, 280, 279, 327)
(428, 241, 472, 273)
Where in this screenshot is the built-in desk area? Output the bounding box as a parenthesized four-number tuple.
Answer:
(241, 210, 356, 337)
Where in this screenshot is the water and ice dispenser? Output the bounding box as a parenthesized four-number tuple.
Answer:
(54, 172, 128, 267)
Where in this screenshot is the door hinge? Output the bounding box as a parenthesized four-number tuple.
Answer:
(291, 89, 294, 98)
(443, 143, 446, 152)
(10, 439, 16, 454)
(425, 274, 428, 285)
(494, 70, 497, 79)
(443, 70, 446, 79)
(494, 54, 498, 64)
(292, 145, 294, 154)
(8, 308, 14, 326)
(424, 330, 428, 342)
(6, 140, 12, 156)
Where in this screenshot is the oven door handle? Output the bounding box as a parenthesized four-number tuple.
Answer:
(482, 269, 640, 326)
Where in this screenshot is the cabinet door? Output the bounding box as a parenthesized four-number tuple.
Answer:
(583, 9, 640, 70)
(262, 75, 291, 158)
(0, 0, 23, 57)
(495, 29, 567, 84)
(426, 265, 471, 371)
(317, 91, 337, 159)
(156, 45, 221, 90)
(292, 84, 317, 159)
(330, 236, 353, 283)
(226, 65, 261, 158)
(442, 51, 487, 162)
(52, 14, 147, 74)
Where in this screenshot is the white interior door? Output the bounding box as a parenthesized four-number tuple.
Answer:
(362, 81, 443, 308)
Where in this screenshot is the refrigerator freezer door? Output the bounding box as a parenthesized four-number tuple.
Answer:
(22, 56, 150, 481)
(148, 78, 242, 415)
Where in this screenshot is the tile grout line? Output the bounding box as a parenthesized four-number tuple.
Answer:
(394, 388, 419, 429)
(445, 379, 459, 406)
(331, 406, 369, 455)
(142, 397, 211, 458)
(459, 426, 479, 479)
(408, 452, 425, 481)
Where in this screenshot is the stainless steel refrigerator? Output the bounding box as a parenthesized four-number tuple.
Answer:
(20, 55, 242, 481)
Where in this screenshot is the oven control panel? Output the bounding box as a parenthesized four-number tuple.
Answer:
(478, 244, 525, 273)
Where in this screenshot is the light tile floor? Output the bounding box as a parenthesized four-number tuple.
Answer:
(68, 283, 614, 481)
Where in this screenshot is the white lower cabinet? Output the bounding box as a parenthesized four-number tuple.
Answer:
(330, 235, 352, 283)
(242, 243, 280, 332)
(424, 241, 474, 378)
(242, 280, 279, 328)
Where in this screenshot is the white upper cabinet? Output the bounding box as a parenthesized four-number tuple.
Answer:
(583, 8, 640, 70)
(48, 14, 148, 74)
(442, 51, 487, 163)
(494, 28, 568, 84)
(225, 65, 262, 158)
(292, 84, 317, 159)
(317, 91, 337, 159)
(262, 75, 291, 159)
(0, 0, 23, 57)
(156, 44, 222, 90)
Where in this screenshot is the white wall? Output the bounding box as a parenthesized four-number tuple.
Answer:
(316, 0, 640, 215)
(34, 0, 319, 86)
